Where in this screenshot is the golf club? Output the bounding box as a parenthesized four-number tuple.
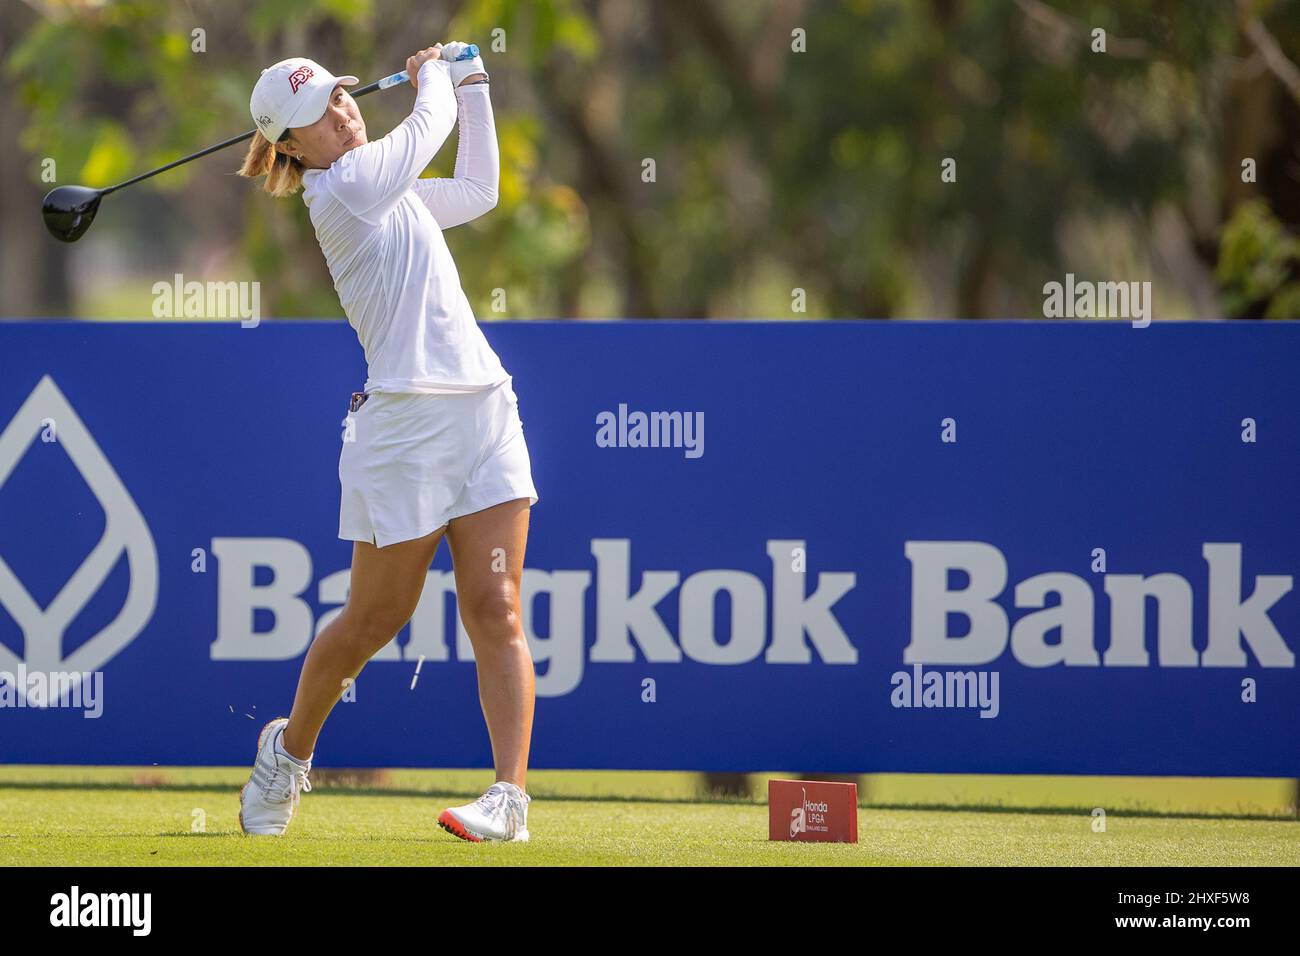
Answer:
(41, 46, 478, 243)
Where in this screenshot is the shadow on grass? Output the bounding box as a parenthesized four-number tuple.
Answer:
(0, 779, 1295, 823)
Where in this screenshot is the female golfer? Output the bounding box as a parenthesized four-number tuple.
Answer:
(236, 43, 537, 842)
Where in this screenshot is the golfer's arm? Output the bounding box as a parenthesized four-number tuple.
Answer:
(334, 59, 457, 215)
(411, 82, 499, 229)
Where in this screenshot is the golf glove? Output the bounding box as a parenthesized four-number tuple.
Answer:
(440, 41, 488, 86)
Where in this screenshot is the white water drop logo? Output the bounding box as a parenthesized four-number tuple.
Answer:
(0, 376, 158, 704)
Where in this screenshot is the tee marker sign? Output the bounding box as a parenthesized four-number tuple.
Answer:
(768, 778, 858, 843)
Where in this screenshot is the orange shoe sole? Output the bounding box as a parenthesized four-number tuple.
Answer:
(437, 810, 482, 843)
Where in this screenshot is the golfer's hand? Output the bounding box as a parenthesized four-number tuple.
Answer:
(439, 41, 488, 86)
(406, 45, 443, 89)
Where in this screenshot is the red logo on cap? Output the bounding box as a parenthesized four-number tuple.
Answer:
(288, 65, 315, 95)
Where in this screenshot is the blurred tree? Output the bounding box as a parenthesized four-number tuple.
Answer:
(5, 0, 1300, 320)
(1, 0, 72, 317)
(1216, 0, 1300, 318)
(1218, 199, 1300, 317)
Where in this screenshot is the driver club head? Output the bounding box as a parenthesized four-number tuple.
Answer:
(42, 185, 104, 242)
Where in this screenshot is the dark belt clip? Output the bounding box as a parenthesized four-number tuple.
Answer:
(349, 391, 369, 414)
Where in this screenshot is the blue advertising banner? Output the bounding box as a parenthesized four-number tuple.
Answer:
(0, 321, 1296, 775)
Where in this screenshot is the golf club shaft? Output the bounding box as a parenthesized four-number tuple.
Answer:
(101, 69, 412, 197)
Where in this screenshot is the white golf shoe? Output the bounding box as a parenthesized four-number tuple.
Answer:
(239, 717, 312, 836)
(438, 782, 531, 842)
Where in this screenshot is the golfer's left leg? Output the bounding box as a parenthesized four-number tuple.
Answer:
(445, 497, 535, 789)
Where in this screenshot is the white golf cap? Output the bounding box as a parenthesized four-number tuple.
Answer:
(250, 57, 359, 142)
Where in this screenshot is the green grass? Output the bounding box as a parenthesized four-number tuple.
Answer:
(0, 767, 1295, 866)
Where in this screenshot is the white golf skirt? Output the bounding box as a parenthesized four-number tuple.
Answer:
(338, 377, 538, 548)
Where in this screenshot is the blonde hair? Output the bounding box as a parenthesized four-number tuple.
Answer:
(237, 129, 306, 198)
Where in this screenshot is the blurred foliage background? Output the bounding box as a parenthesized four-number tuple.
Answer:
(2, 0, 1299, 321)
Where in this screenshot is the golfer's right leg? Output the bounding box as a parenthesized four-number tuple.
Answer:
(284, 529, 445, 756)
(239, 528, 444, 835)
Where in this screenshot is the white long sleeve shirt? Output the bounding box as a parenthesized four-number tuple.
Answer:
(301, 59, 508, 394)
